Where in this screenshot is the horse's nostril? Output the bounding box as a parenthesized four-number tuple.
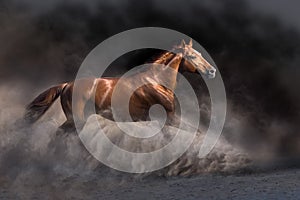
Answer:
(210, 69, 215, 74)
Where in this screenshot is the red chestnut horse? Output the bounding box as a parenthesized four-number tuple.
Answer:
(24, 39, 216, 132)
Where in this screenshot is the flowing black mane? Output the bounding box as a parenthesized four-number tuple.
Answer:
(145, 50, 175, 64)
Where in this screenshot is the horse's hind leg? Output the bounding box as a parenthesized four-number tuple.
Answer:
(58, 101, 86, 135)
(57, 81, 90, 134)
(57, 87, 76, 134)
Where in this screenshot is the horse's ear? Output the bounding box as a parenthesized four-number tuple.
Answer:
(180, 39, 186, 47)
(188, 38, 193, 47)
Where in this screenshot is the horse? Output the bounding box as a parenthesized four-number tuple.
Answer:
(24, 39, 216, 132)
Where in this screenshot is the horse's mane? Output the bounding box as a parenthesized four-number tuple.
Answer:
(145, 50, 174, 64)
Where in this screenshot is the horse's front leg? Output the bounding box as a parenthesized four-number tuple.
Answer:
(166, 111, 200, 132)
(166, 111, 180, 126)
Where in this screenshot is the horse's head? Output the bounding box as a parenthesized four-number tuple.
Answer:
(175, 39, 216, 79)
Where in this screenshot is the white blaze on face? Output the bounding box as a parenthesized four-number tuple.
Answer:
(191, 48, 216, 78)
(181, 39, 216, 79)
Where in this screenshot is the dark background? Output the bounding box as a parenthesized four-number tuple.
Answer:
(0, 0, 299, 161)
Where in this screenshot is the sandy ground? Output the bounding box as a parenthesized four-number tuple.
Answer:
(0, 168, 299, 200)
(0, 99, 299, 200)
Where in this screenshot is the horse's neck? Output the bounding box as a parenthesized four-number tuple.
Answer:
(153, 51, 175, 65)
(149, 51, 182, 91)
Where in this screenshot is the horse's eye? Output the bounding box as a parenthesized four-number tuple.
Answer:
(188, 55, 196, 59)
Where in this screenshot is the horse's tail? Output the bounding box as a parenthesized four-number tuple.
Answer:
(24, 83, 68, 124)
